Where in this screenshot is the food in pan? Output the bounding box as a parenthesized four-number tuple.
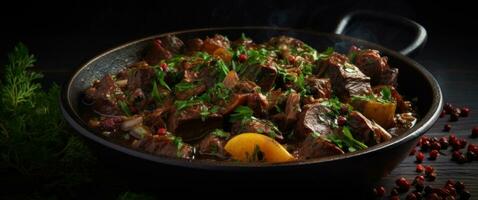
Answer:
(82, 34, 417, 163)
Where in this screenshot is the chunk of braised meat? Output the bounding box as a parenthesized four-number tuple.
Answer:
(231, 36, 255, 49)
(267, 36, 304, 49)
(298, 135, 344, 159)
(84, 75, 124, 115)
(305, 76, 332, 99)
(202, 34, 231, 54)
(221, 94, 249, 115)
(222, 71, 240, 89)
(238, 60, 278, 91)
(350, 47, 399, 86)
(132, 134, 193, 159)
(161, 35, 184, 54)
(283, 91, 301, 128)
(389, 112, 417, 136)
(267, 36, 305, 61)
(144, 35, 184, 65)
(89, 116, 124, 133)
(126, 61, 155, 92)
(231, 118, 284, 141)
(246, 91, 269, 117)
(348, 111, 393, 145)
(144, 107, 170, 131)
(175, 84, 207, 100)
(321, 53, 372, 100)
(265, 89, 287, 113)
(184, 38, 204, 55)
(233, 80, 260, 93)
(295, 103, 334, 138)
(198, 134, 229, 159)
(168, 104, 223, 141)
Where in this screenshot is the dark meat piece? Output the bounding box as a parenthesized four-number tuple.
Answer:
(223, 71, 240, 89)
(144, 107, 170, 131)
(267, 36, 305, 48)
(84, 75, 124, 115)
(284, 91, 301, 128)
(246, 92, 269, 117)
(233, 80, 260, 94)
(305, 77, 332, 99)
(126, 61, 155, 92)
(175, 84, 207, 100)
(352, 49, 387, 79)
(231, 118, 283, 141)
(221, 94, 249, 115)
(298, 135, 344, 159)
(168, 104, 223, 141)
(389, 112, 417, 136)
(379, 68, 399, 86)
(144, 35, 184, 65)
(238, 60, 278, 92)
(184, 38, 204, 54)
(296, 103, 334, 138)
(348, 111, 392, 145)
(231, 37, 255, 49)
(161, 35, 184, 54)
(265, 89, 287, 112)
(145, 39, 172, 65)
(202, 34, 230, 54)
(198, 134, 228, 159)
(132, 135, 193, 159)
(351, 48, 399, 86)
(322, 53, 372, 100)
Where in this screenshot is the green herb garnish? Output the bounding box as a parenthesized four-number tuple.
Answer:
(151, 81, 163, 103)
(229, 106, 254, 122)
(154, 68, 171, 91)
(211, 129, 230, 138)
(342, 126, 368, 152)
(118, 100, 132, 116)
(174, 81, 196, 92)
(0, 43, 95, 193)
(317, 47, 334, 60)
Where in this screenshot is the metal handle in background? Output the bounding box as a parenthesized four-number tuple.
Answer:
(334, 10, 427, 56)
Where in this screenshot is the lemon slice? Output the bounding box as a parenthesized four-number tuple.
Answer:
(224, 133, 295, 163)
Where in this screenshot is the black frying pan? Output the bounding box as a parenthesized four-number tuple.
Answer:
(60, 11, 441, 194)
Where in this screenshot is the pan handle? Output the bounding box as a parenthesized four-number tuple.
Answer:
(334, 10, 427, 57)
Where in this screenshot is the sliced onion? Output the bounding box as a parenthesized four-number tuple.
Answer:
(121, 116, 143, 131)
(129, 125, 151, 139)
(115, 79, 128, 87)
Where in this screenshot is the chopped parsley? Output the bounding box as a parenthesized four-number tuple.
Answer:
(153, 68, 171, 91)
(118, 100, 132, 116)
(211, 129, 230, 138)
(174, 81, 196, 92)
(151, 81, 164, 103)
(317, 47, 334, 60)
(351, 86, 394, 104)
(342, 126, 368, 152)
(229, 106, 254, 122)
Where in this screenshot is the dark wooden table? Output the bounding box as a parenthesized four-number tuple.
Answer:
(15, 31, 477, 198)
(376, 34, 478, 198)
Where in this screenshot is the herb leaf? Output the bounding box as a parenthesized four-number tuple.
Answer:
(229, 106, 254, 122)
(211, 129, 230, 138)
(342, 126, 368, 151)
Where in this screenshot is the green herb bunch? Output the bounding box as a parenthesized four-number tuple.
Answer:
(0, 43, 96, 196)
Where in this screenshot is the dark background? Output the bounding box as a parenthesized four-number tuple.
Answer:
(1, 0, 477, 76)
(1, 0, 478, 198)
